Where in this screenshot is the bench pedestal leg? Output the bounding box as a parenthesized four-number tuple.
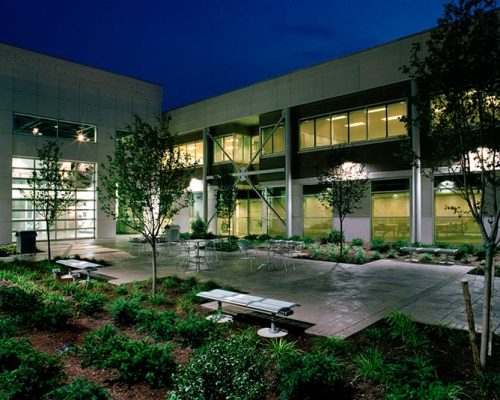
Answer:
(206, 300, 233, 323)
(257, 313, 288, 338)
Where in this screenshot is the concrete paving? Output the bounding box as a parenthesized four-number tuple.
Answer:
(14, 236, 500, 338)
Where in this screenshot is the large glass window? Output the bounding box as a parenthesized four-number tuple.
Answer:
(303, 186, 332, 238)
(371, 179, 410, 242)
(434, 180, 481, 244)
(14, 113, 96, 142)
(266, 188, 286, 237)
(213, 134, 251, 164)
(175, 140, 204, 164)
(299, 100, 407, 150)
(233, 192, 263, 237)
(261, 124, 285, 155)
(11, 157, 96, 241)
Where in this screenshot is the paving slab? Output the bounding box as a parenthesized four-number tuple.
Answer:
(17, 237, 500, 338)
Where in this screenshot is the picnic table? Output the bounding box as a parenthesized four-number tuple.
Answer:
(55, 259, 102, 281)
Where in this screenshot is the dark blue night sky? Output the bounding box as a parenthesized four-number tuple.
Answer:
(0, 0, 449, 110)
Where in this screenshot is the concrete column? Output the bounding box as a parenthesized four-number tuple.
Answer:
(284, 108, 293, 237)
(202, 128, 209, 223)
(411, 80, 422, 243)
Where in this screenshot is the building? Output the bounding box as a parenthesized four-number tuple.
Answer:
(168, 29, 481, 245)
(0, 42, 162, 244)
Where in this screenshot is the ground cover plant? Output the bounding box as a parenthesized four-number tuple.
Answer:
(0, 258, 498, 399)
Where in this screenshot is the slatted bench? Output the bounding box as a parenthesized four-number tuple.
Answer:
(400, 247, 458, 263)
(197, 289, 299, 337)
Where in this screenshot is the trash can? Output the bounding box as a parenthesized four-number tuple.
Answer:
(15, 230, 37, 254)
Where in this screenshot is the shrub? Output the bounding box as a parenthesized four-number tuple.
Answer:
(162, 275, 183, 289)
(351, 237, 364, 247)
(326, 229, 344, 244)
(81, 324, 176, 388)
(0, 315, 20, 338)
(370, 239, 390, 253)
(392, 240, 409, 250)
(0, 284, 42, 313)
(113, 284, 129, 296)
(175, 315, 223, 348)
(33, 293, 73, 331)
(419, 253, 435, 264)
(276, 352, 350, 400)
(265, 338, 300, 361)
(386, 249, 398, 259)
(73, 290, 108, 315)
(312, 336, 350, 356)
(0, 244, 16, 257)
(138, 309, 177, 341)
(348, 247, 368, 264)
(190, 218, 208, 239)
(386, 312, 428, 349)
(354, 348, 387, 383)
(0, 337, 65, 399)
(257, 233, 271, 242)
(47, 377, 110, 400)
(148, 291, 170, 306)
(370, 251, 382, 261)
(109, 298, 142, 326)
(168, 332, 269, 400)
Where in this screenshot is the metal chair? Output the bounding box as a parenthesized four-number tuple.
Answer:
(237, 240, 256, 272)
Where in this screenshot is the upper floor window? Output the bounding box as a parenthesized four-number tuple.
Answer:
(175, 140, 203, 164)
(214, 134, 252, 164)
(260, 124, 285, 155)
(299, 100, 407, 150)
(14, 113, 96, 143)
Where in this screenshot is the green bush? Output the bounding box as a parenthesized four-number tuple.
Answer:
(276, 352, 350, 400)
(354, 348, 387, 383)
(81, 324, 176, 388)
(0, 244, 16, 257)
(190, 218, 208, 239)
(370, 251, 382, 261)
(0, 337, 65, 399)
(392, 240, 410, 250)
(265, 338, 300, 361)
(351, 237, 364, 247)
(138, 309, 177, 341)
(47, 377, 110, 400)
(0, 316, 20, 338)
(386, 312, 428, 349)
(311, 336, 350, 356)
(168, 332, 269, 400)
(325, 229, 344, 244)
(175, 315, 223, 348)
(33, 293, 73, 331)
(386, 249, 398, 259)
(148, 291, 170, 306)
(109, 298, 142, 326)
(0, 284, 42, 313)
(73, 290, 108, 315)
(162, 275, 183, 289)
(370, 239, 390, 253)
(419, 253, 435, 264)
(113, 284, 129, 296)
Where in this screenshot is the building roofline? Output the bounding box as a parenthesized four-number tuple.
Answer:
(166, 27, 431, 113)
(0, 39, 163, 88)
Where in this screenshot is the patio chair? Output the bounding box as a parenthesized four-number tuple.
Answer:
(237, 240, 256, 272)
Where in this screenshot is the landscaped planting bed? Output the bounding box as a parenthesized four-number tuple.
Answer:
(0, 259, 499, 399)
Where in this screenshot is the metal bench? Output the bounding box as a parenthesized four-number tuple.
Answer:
(56, 259, 102, 281)
(400, 247, 458, 263)
(197, 289, 299, 337)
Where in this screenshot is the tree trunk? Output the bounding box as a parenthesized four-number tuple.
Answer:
(339, 218, 344, 262)
(46, 221, 51, 261)
(480, 243, 495, 368)
(151, 239, 157, 294)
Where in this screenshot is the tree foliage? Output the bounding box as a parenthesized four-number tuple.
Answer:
(99, 114, 194, 292)
(214, 165, 238, 237)
(22, 141, 76, 261)
(402, 0, 500, 368)
(318, 161, 368, 259)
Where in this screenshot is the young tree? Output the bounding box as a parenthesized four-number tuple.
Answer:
(214, 165, 238, 239)
(99, 114, 194, 293)
(402, 0, 500, 368)
(22, 141, 76, 261)
(318, 161, 368, 260)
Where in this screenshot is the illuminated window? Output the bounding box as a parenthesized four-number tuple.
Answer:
(175, 140, 204, 164)
(371, 179, 410, 242)
(260, 124, 285, 155)
(303, 186, 332, 238)
(299, 101, 407, 150)
(267, 188, 286, 237)
(213, 134, 252, 164)
(14, 113, 96, 142)
(11, 157, 96, 241)
(434, 179, 481, 244)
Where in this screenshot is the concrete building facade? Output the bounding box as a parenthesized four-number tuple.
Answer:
(168, 29, 481, 245)
(0, 42, 162, 244)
